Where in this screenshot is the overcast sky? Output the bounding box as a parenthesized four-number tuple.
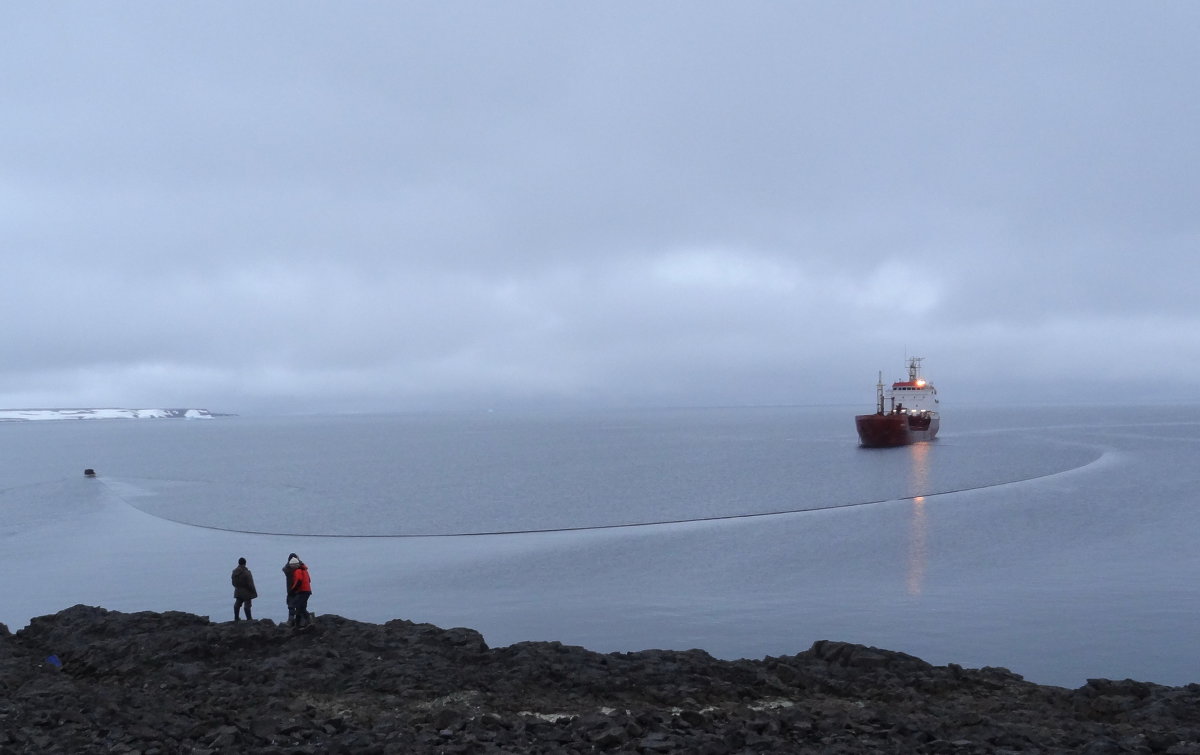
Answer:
(3, 3, 1198, 413)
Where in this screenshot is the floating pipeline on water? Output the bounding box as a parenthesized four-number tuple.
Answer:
(90, 447, 1113, 539)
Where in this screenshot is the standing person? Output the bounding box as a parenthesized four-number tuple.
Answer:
(231, 557, 257, 622)
(283, 553, 301, 625)
(290, 557, 313, 629)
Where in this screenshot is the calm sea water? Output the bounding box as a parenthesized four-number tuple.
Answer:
(2, 404, 1198, 688)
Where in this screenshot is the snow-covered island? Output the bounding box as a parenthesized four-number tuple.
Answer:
(0, 408, 215, 421)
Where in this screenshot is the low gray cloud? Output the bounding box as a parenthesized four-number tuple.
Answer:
(2, 2, 1197, 413)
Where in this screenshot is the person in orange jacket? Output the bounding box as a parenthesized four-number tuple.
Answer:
(288, 556, 313, 628)
(283, 553, 302, 625)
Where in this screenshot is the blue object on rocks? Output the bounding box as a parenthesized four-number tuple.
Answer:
(45, 654, 62, 668)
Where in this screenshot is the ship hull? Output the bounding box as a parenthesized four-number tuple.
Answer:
(855, 413, 940, 447)
(907, 413, 939, 443)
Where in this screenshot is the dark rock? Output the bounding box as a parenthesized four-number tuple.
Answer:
(4, 606, 1200, 753)
(591, 725, 628, 747)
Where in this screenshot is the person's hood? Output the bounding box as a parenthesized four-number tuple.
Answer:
(288, 557, 299, 565)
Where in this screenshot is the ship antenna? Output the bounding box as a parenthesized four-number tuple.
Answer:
(876, 371, 884, 414)
(908, 356, 924, 382)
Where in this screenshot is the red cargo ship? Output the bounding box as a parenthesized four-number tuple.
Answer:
(855, 357, 940, 447)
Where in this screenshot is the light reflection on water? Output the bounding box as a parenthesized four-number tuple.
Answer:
(907, 441, 930, 495)
(907, 496, 928, 596)
(906, 443, 931, 595)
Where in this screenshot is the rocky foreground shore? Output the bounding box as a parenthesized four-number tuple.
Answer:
(3, 606, 1200, 754)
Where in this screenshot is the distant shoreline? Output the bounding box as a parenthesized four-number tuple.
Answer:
(0, 408, 217, 421)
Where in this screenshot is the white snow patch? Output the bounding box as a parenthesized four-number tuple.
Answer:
(0, 408, 214, 421)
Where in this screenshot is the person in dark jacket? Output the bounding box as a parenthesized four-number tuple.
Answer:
(231, 557, 257, 622)
(289, 557, 313, 628)
(283, 553, 301, 625)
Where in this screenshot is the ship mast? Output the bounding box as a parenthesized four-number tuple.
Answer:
(907, 356, 925, 382)
(876, 371, 885, 414)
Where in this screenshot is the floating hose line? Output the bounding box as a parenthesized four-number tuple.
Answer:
(90, 450, 1110, 539)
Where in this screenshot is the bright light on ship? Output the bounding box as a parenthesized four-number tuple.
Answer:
(916, 380, 926, 387)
